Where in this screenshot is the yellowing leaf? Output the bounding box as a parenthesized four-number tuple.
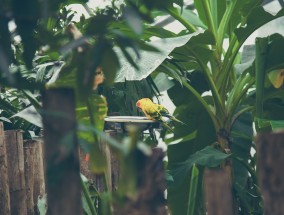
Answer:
(268, 69, 284, 88)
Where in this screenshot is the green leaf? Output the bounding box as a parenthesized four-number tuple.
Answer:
(12, 106, 42, 128)
(178, 8, 206, 29)
(270, 120, 284, 131)
(187, 164, 199, 215)
(168, 146, 227, 215)
(268, 69, 284, 89)
(171, 30, 215, 71)
(265, 34, 284, 72)
(153, 73, 174, 92)
(77, 95, 108, 174)
(228, 0, 261, 34)
(210, 0, 226, 29)
(101, 46, 120, 86)
(115, 34, 193, 82)
(143, 26, 177, 38)
(170, 147, 230, 184)
(194, 0, 209, 27)
(173, 0, 183, 8)
(231, 111, 253, 190)
(235, 7, 284, 44)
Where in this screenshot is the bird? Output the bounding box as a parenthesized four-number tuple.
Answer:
(136, 98, 187, 131)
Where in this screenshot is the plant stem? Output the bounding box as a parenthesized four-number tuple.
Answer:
(216, 0, 237, 56)
(230, 106, 254, 129)
(187, 164, 199, 215)
(231, 156, 260, 196)
(198, 0, 223, 71)
(80, 176, 98, 215)
(200, 0, 216, 38)
(188, 48, 225, 120)
(217, 35, 239, 91)
(226, 73, 255, 125)
(166, 7, 197, 33)
(181, 79, 219, 130)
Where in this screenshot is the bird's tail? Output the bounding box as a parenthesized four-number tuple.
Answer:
(162, 122, 174, 132)
(167, 115, 188, 126)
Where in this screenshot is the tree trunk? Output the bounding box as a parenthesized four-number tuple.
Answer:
(113, 148, 167, 215)
(5, 130, 27, 215)
(257, 132, 284, 215)
(0, 122, 11, 215)
(41, 88, 82, 215)
(204, 167, 234, 215)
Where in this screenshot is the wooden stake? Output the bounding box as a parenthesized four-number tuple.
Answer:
(24, 140, 36, 215)
(257, 132, 284, 215)
(33, 139, 45, 214)
(0, 122, 11, 215)
(204, 167, 234, 215)
(41, 88, 82, 215)
(5, 130, 27, 215)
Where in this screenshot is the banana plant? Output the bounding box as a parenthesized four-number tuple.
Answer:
(128, 0, 284, 214)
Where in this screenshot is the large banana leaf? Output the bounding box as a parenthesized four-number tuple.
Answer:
(114, 33, 199, 82)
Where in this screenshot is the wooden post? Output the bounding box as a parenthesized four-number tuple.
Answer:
(257, 132, 284, 215)
(5, 130, 27, 215)
(33, 139, 45, 213)
(24, 140, 36, 215)
(41, 88, 82, 215)
(204, 167, 234, 215)
(0, 122, 11, 215)
(113, 148, 167, 215)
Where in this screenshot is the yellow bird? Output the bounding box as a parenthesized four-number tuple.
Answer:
(136, 98, 186, 131)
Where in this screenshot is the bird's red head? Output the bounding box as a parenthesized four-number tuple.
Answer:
(136, 101, 141, 108)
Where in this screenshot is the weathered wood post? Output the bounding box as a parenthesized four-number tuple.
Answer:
(0, 122, 11, 215)
(41, 88, 82, 215)
(33, 139, 45, 212)
(257, 131, 284, 215)
(5, 130, 27, 215)
(23, 140, 36, 215)
(204, 167, 234, 215)
(23, 139, 46, 215)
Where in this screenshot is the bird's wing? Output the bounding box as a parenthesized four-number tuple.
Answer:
(144, 103, 163, 121)
(156, 104, 170, 117)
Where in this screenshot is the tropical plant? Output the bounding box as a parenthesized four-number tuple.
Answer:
(2, 0, 284, 214)
(128, 1, 284, 214)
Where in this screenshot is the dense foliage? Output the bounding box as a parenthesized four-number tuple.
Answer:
(1, 0, 284, 215)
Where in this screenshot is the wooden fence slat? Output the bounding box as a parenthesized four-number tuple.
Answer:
(0, 122, 11, 215)
(257, 132, 284, 215)
(42, 88, 82, 215)
(5, 130, 27, 215)
(204, 167, 234, 215)
(24, 140, 36, 215)
(33, 139, 45, 215)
